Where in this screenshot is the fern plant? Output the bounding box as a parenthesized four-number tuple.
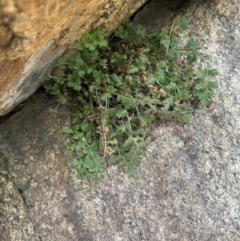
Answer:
(45, 16, 218, 184)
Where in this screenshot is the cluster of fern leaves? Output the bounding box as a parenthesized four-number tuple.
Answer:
(45, 17, 218, 184)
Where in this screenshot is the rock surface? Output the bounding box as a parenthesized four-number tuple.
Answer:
(0, 0, 240, 240)
(0, 0, 147, 116)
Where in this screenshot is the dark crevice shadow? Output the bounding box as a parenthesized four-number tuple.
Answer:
(0, 86, 49, 125)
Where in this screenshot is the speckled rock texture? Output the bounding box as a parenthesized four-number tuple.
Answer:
(0, 0, 240, 240)
(0, 0, 147, 116)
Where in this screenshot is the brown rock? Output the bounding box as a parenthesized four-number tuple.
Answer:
(0, 25, 13, 47)
(0, 0, 147, 116)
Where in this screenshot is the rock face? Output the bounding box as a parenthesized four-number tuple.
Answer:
(0, 0, 240, 240)
(0, 0, 147, 116)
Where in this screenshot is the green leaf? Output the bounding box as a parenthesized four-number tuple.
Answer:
(135, 25, 146, 38)
(163, 98, 174, 110)
(119, 96, 134, 109)
(73, 84, 81, 91)
(133, 129, 146, 138)
(196, 69, 208, 80)
(78, 70, 85, 77)
(88, 162, 97, 172)
(123, 136, 134, 147)
(67, 81, 74, 88)
(75, 141, 86, 151)
(72, 124, 80, 132)
(116, 109, 127, 118)
(186, 38, 199, 63)
(74, 39, 84, 50)
(165, 81, 176, 90)
(164, 112, 174, 121)
(72, 132, 84, 140)
(145, 75, 156, 85)
(187, 52, 198, 63)
(95, 157, 104, 167)
(110, 52, 119, 63)
(118, 122, 130, 132)
(156, 61, 165, 70)
(175, 16, 188, 31)
(57, 95, 67, 105)
(176, 90, 189, 100)
(160, 27, 170, 49)
(168, 48, 180, 60)
(183, 69, 195, 79)
(101, 92, 112, 101)
(74, 54, 84, 65)
(154, 69, 165, 84)
(194, 82, 206, 91)
(56, 57, 66, 68)
(92, 69, 100, 78)
(64, 127, 73, 134)
(126, 166, 139, 179)
(168, 60, 177, 72)
(176, 90, 183, 100)
(99, 59, 108, 67)
(106, 86, 117, 93)
(176, 112, 190, 123)
(89, 85, 96, 92)
(186, 37, 198, 49)
(72, 158, 82, 168)
(65, 141, 73, 150)
(207, 81, 218, 89)
(170, 38, 178, 49)
(98, 39, 108, 48)
(208, 69, 219, 77)
(140, 114, 156, 126)
(89, 141, 99, 151)
(83, 156, 93, 168)
(86, 65, 94, 74)
(108, 155, 122, 164)
(199, 89, 214, 108)
(84, 42, 96, 51)
(83, 104, 93, 115)
(112, 74, 123, 86)
(136, 57, 146, 70)
(80, 123, 91, 132)
(128, 66, 139, 74)
(105, 108, 117, 117)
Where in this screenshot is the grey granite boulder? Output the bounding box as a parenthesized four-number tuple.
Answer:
(0, 0, 239, 240)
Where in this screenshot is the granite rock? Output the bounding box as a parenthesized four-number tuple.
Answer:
(0, 0, 239, 240)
